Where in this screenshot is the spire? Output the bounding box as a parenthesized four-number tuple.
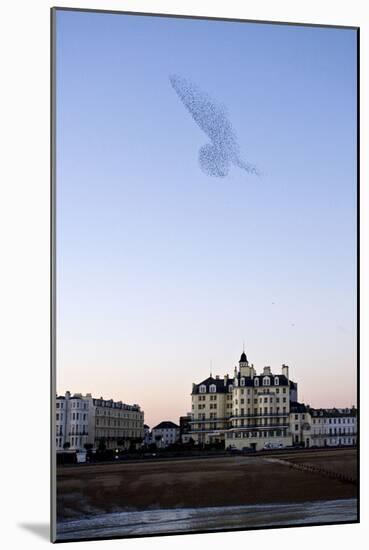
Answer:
(239, 345, 248, 363)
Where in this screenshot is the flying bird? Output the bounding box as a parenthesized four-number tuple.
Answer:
(169, 74, 258, 178)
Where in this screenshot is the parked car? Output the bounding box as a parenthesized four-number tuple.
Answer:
(263, 442, 283, 450)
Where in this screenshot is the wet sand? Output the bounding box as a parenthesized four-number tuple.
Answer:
(57, 499, 357, 540)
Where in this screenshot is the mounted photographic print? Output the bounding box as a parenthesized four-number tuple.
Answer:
(51, 7, 359, 543)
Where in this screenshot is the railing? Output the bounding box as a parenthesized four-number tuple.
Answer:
(231, 424, 289, 430)
(190, 413, 289, 423)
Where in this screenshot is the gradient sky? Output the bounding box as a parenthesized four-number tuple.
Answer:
(55, 10, 357, 428)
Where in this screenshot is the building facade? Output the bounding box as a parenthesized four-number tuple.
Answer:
(151, 421, 180, 448)
(308, 407, 357, 447)
(190, 349, 357, 451)
(179, 414, 192, 444)
(56, 392, 144, 452)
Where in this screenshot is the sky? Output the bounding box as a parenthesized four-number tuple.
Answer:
(55, 10, 357, 428)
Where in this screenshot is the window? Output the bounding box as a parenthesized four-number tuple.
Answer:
(254, 378, 259, 386)
(199, 385, 206, 394)
(229, 385, 233, 392)
(209, 384, 216, 393)
(56, 403, 60, 409)
(56, 413, 59, 421)
(263, 376, 270, 386)
(240, 377, 245, 386)
(274, 377, 279, 385)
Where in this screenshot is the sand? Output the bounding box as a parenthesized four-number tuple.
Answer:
(56, 448, 357, 520)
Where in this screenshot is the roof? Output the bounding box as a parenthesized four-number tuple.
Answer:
(153, 421, 180, 430)
(192, 373, 290, 394)
(239, 352, 248, 363)
(290, 401, 308, 413)
(310, 407, 357, 418)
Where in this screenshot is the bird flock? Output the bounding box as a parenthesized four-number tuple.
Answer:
(169, 74, 258, 178)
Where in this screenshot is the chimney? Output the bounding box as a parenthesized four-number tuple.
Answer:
(216, 375, 220, 380)
(224, 374, 228, 386)
(192, 383, 196, 392)
(263, 366, 271, 375)
(282, 364, 289, 379)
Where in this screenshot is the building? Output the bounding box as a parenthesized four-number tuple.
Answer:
(179, 414, 192, 444)
(289, 401, 312, 446)
(189, 348, 357, 451)
(190, 350, 294, 451)
(143, 424, 151, 446)
(308, 407, 357, 447)
(151, 421, 180, 448)
(56, 392, 144, 452)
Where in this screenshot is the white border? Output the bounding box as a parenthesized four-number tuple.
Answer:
(1, 1, 367, 548)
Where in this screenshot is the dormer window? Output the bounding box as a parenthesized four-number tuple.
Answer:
(254, 378, 259, 386)
(240, 377, 245, 386)
(209, 384, 216, 393)
(199, 385, 206, 394)
(228, 384, 233, 392)
(274, 376, 279, 385)
(263, 376, 270, 386)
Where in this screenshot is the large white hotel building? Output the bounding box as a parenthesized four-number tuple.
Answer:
(189, 349, 357, 451)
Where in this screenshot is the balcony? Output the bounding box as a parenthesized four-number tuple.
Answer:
(230, 423, 289, 430)
(231, 413, 289, 418)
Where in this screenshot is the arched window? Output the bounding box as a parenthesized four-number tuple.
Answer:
(199, 385, 206, 394)
(240, 377, 245, 386)
(274, 376, 279, 385)
(228, 384, 233, 392)
(263, 376, 270, 386)
(209, 384, 216, 393)
(234, 378, 238, 386)
(254, 378, 259, 386)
